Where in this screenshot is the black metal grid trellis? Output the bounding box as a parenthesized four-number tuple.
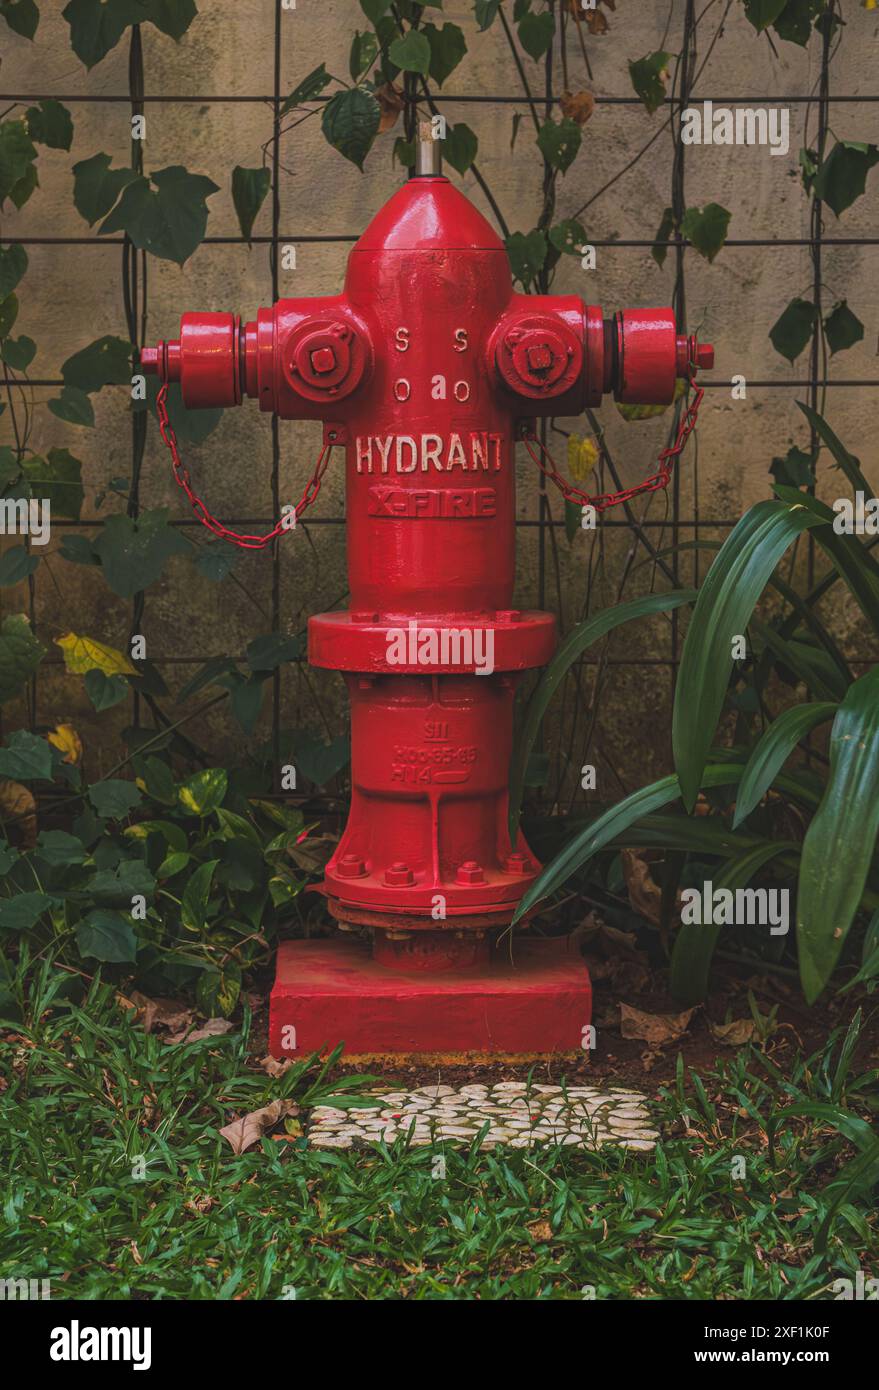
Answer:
(1, 0, 877, 805)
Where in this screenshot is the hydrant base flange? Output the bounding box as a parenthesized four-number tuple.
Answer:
(268, 936, 592, 1058)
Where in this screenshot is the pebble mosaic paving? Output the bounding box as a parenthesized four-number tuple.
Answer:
(307, 1082, 658, 1151)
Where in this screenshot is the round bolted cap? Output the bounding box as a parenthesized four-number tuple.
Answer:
(495, 313, 583, 401)
(281, 316, 368, 403)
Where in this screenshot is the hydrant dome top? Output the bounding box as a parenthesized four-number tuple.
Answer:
(352, 175, 505, 254)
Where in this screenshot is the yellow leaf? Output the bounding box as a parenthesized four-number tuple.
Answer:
(615, 378, 686, 422)
(567, 433, 599, 483)
(47, 723, 82, 765)
(863, 0, 877, 9)
(56, 632, 136, 678)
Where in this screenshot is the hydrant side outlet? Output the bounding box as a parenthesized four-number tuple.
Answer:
(143, 171, 712, 1061)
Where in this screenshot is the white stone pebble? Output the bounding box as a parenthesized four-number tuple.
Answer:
(307, 1082, 656, 1154)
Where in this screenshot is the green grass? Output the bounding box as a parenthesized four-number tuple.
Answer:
(1, 960, 877, 1299)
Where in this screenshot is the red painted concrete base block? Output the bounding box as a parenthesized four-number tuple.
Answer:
(268, 936, 592, 1059)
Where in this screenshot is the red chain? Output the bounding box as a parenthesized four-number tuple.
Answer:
(155, 383, 335, 550)
(522, 366, 704, 514)
(158, 361, 704, 541)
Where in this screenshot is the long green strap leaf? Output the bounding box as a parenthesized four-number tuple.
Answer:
(669, 839, 798, 1006)
(774, 485, 879, 632)
(508, 589, 696, 838)
(797, 665, 879, 1002)
(766, 571, 853, 685)
(733, 701, 838, 828)
(511, 762, 746, 925)
(673, 499, 823, 811)
(750, 619, 847, 701)
(607, 812, 766, 857)
(707, 744, 824, 810)
(796, 400, 875, 501)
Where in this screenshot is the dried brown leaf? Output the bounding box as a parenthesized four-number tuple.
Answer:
(709, 1018, 759, 1047)
(526, 1219, 553, 1242)
(576, 913, 639, 957)
(0, 779, 37, 848)
(560, 89, 596, 126)
(166, 1017, 233, 1045)
(376, 82, 404, 134)
(567, 0, 612, 16)
(621, 849, 665, 927)
(185, 1195, 217, 1214)
(259, 1053, 293, 1078)
(219, 1099, 300, 1154)
(127, 990, 193, 1035)
(619, 1002, 697, 1045)
(606, 958, 652, 995)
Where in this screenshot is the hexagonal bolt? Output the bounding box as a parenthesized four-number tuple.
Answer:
(456, 860, 485, 885)
(385, 861, 415, 886)
(505, 852, 533, 875)
(336, 854, 367, 879)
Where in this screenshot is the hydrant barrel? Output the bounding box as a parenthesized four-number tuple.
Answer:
(342, 176, 516, 617)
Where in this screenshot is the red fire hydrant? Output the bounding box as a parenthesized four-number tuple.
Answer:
(143, 138, 712, 1061)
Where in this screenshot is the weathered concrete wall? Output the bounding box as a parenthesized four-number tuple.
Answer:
(2, 1, 877, 793)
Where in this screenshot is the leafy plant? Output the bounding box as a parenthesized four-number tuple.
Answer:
(0, 738, 316, 1011)
(512, 408, 879, 1007)
(281, 4, 472, 174)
